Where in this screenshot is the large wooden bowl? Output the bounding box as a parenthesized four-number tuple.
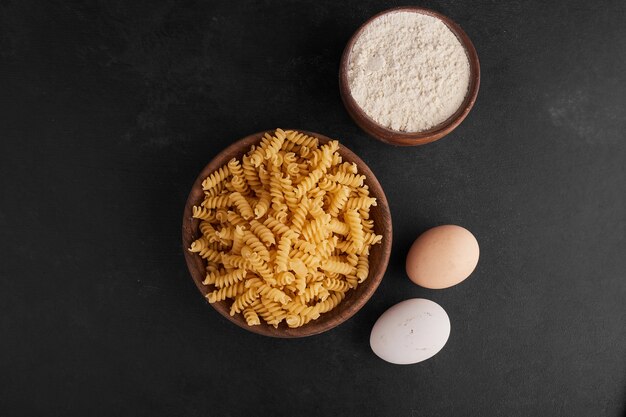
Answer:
(339, 6, 480, 146)
(182, 130, 392, 337)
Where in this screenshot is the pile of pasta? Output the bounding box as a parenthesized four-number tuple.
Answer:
(188, 129, 383, 328)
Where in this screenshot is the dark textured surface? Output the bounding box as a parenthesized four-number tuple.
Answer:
(1, 1, 625, 416)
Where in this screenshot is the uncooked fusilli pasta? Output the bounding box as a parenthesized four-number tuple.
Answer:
(188, 129, 383, 328)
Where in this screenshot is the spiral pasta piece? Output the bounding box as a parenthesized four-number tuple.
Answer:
(330, 172, 365, 188)
(248, 219, 276, 246)
(315, 291, 346, 313)
(252, 190, 270, 218)
(268, 154, 283, 176)
(363, 232, 383, 246)
(286, 309, 322, 327)
(202, 166, 229, 191)
(199, 221, 219, 242)
(225, 157, 242, 177)
(258, 165, 270, 189)
(225, 210, 246, 228)
(198, 247, 221, 262)
(317, 177, 342, 193)
(229, 192, 254, 220)
(336, 161, 357, 174)
(321, 259, 357, 276)
(308, 148, 323, 170)
(258, 284, 291, 305)
(189, 237, 209, 253)
(229, 287, 259, 316)
(239, 307, 260, 326)
(289, 199, 309, 234)
(285, 314, 306, 328)
(255, 298, 287, 328)
(230, 175, 250, 195)
(323, 278, 351, 293)
(221, 253, 253, 270)
(263, 215, 291, 236)
(263, 130, 285, 160)
(192, 206, 214, 220)
(301, 215, 331, 243)
(312, 143, 338, 173)
(242, 230, 270, 262)
(215, 226, 234, 241)
(241, 155, 262, 192)
(275, 235, 292, 272)
(204, 182, 224, 198)
(206, 282, 246, 303)
(214, 268, 247, 288)
(345, 196, 377, 211)
(284, 299, 320, 318)
(201, 195, 230, 209)
(283, 188, 299, 211)
(344, 209, 364, 252)
(269, 173, 287, 209)
(328, 186, 350, 217)
(241, 246, 274, 284)
(356, 253, 369, 282)
(203, 267, 225, 285)
(295, 168, 324, 197)
(249, 150, 264, 168)
(282, 130, 319, 152)
(289, 250, 322, 270)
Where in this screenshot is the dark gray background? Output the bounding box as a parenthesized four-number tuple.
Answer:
(1, 0, 625, 416)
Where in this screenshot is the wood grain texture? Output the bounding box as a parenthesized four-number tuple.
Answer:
(182, 130, 392, 338)
(339, 6, 481, 146)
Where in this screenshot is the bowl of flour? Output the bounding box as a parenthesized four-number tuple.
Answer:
(339, 7, 480, 146)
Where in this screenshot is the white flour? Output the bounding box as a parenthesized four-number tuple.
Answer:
(347, 11, 470, 132)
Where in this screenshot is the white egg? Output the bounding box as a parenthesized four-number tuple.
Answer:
(370, 298, 451, 365)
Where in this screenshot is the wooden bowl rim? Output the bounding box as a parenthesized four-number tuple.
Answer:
(339, 6, 481, 146)
(182, 130, 392, 338)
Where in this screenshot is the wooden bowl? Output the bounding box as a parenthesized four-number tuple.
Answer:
(339, 6, 481, 146)
(182, 130, 392, 338)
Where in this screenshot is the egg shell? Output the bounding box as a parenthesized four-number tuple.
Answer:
(370, 298, 451, 365)
(406, 225, 479, 289)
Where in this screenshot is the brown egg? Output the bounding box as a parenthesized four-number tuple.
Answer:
(406, 225, 479, 289)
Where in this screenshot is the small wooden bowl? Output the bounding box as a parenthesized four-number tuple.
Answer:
(339, 7, 481, 146)
(182, 130, 392, 338)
